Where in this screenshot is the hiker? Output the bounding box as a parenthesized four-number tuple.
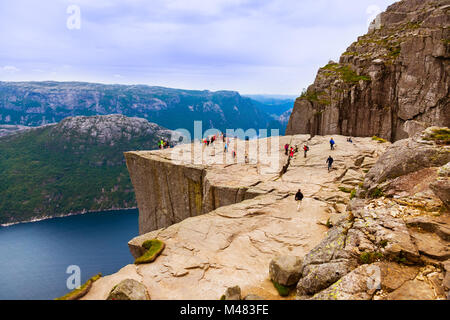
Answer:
(224, 142, 228, 152)
(326, 155, 334, 172)
(348, 137, 353, 143)
(330, 138, 335, 150)
(284, 144, 289, 155)
(289, 148, 295, 158)
(303, 145, 309, 158)
(232, 150, 236, 159)
(295, 189, 304, 211)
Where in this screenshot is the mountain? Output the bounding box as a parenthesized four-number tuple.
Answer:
(244, 94, 295, 135)
(0, 114, 176, 225)
(286, 0, 449, 141)
(0, 81, 283, 136)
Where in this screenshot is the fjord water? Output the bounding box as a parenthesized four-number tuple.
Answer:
(0, 209, 138, 300)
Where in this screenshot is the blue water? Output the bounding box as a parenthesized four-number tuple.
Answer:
(0, 209, 139, 300)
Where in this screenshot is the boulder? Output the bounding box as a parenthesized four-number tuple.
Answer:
(221, 286, 241, 300)
(269, 255, 303, 287)
(363, 128, 450, 194)
(107, 279, 150, 300)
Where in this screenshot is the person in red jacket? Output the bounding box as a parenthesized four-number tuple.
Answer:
(303, 145, 309, 158)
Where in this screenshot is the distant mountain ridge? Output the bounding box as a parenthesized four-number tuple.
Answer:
(0, 81, 287, 135)
(0, 114, 176, 225)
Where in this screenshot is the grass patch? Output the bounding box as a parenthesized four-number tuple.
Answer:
(372, 136, 388, 143)
(350, 189, 357, 200)
(369, 187, 384, 199)
(425, 128, 450, 145)
(272, 280, 291, 297)
(379, 239, 388, 248)
(359, 252, 383, 264)
(55, 273, 102, 300)
(321, 63, 371, 83)
(134, 239, 165, 264)
(338, 186, 353, 193)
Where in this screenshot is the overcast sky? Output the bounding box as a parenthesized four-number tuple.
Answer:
(0, 0, 397, 94)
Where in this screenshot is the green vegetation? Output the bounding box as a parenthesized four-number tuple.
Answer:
(372, 136, 388, 143)
(359, 252, 383, 264)
(271, 280, 290, 297)
(350, 189, 357, 200)
(321, 63, 371, 84)
(0, 120, 165, 224)
(425, 128, 450, 145)
(369, 187, 385, 199)
(379, 240, 388, 248)
(338, 186, 353, 193)
(55, 273, 101, 300)
(134, 239, 165, 264)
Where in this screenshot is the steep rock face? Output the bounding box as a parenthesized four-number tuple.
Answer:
(286, 0, 450, 141)
(125, 149, 267, 235)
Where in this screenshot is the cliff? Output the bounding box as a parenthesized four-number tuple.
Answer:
(83, 134, 393, 299)
(125, 148, 269, 235)
(286, 0, 449, 141)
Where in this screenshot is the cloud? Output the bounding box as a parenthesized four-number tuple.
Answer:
(1, 66, 20, 73)
(0, 0, 398, 94)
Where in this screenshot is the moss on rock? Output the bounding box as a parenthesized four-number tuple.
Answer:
(134, 239, 165, 264)
(55, 273, 102, 300)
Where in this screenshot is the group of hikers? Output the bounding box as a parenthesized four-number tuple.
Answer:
(293, 136, 353, 211)
(158, 139, 170, 149)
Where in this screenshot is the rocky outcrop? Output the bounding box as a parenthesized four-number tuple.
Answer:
(293, 129, 449, 300)
(362, 127, 450, 196)
(84, 134, 391, 300)
(125, 147, 267, 234)
(430, 162, 450, 207)
(286, 0, 450, 141)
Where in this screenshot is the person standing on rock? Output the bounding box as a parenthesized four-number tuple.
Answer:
(284, 143, 289, 155)
(330, 138, 335, 150)
(303, 145, 309, 158)
(295, 189, 304, 211)
(326, 156, 334, 172)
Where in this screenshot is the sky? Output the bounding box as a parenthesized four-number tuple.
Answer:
(0, 0, 398, 95)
